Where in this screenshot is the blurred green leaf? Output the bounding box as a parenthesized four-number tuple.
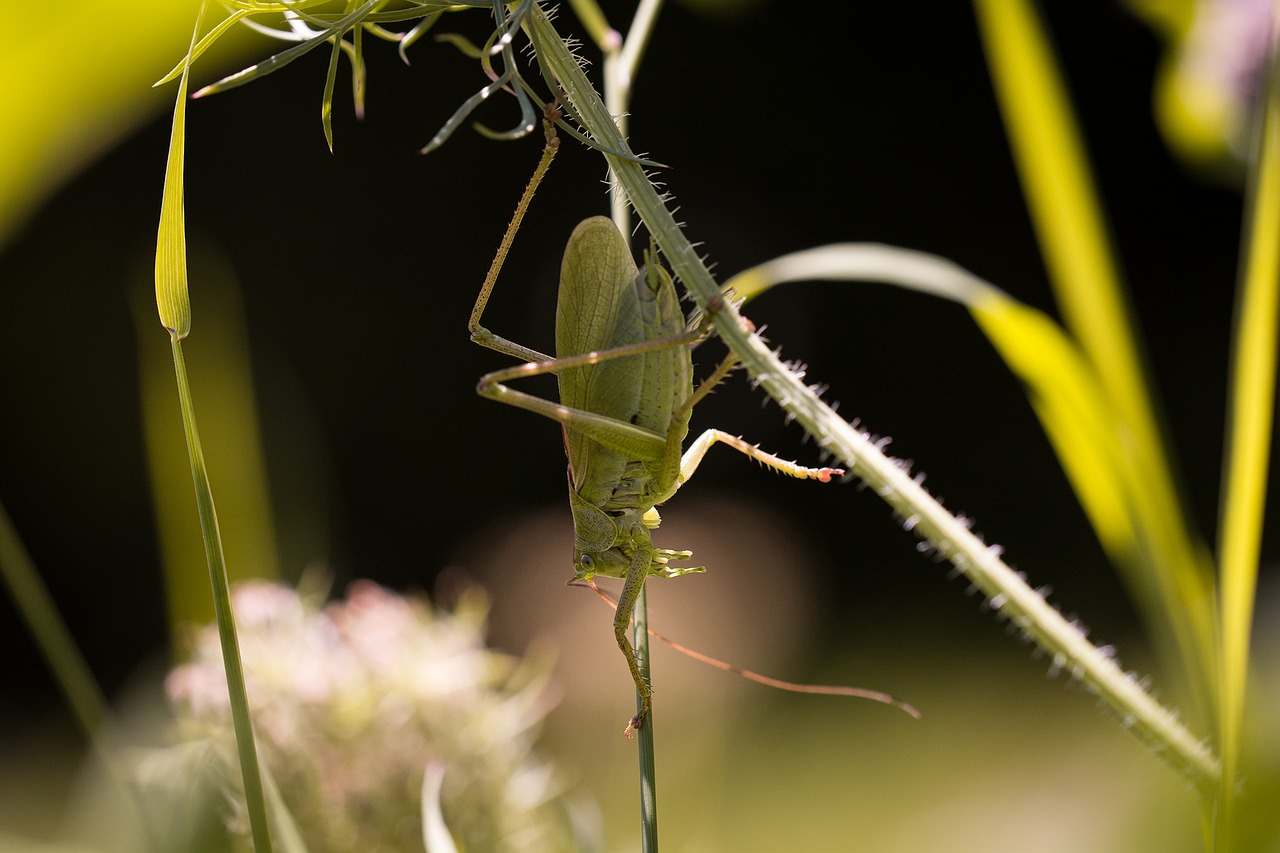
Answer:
(0, 0, 219, 248)
(972, 0, 1217, 723)
(1216, 12, 1280, 842)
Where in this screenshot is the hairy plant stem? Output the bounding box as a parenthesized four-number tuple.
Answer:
(524, 1, 1220, 792)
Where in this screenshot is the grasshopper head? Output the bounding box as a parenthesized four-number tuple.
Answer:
(573, 543, 705, 582)
(573, 546, 632, 581)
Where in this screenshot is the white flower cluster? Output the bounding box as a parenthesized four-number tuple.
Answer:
(151, 579, 582, 852)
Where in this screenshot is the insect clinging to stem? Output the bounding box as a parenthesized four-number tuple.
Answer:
(468, 112, 847, 736)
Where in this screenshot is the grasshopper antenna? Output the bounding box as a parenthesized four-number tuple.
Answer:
(573, 579, 921, 720)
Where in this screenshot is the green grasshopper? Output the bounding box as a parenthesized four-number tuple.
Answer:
(469, 133, 842, 736)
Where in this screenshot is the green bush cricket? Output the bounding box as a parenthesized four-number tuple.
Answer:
(469, 125, 843, 736)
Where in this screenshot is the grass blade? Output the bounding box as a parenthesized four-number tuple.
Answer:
(1215, 11, 1280, 844)
(971, 0, 1217, 720)
(155, 9, 274, 850)
(723, 245, 1137, 561)
(154, 8, 251, 87)
(191, 0, 380, 100)
(0, 503, 109, 748)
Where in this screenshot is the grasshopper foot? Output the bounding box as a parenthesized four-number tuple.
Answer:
(624, 710, 647, 739)
(624, 693, 652, 739)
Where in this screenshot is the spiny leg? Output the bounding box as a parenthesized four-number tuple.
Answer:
(656, 349, 845, 491)
(682, 350, 740, 416)
(615, 537, 655, 737)
(469, 102, 561, 362)
(679, 430, 844, 487)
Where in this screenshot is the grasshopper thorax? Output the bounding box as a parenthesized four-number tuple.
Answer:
(569, 493, 648, 581)
(570, 504, 704, 583)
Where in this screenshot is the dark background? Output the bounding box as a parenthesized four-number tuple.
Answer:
(0, 0, 1260, 771)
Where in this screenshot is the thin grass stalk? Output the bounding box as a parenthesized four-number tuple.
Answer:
(155, 10, 274, 849)
(0, 502, 109, 748)
(0, 502, 151, 841)
(524, 1, 1221, 792)
(602, 0, 663, 234)
(168, 339, 273, 853)
(594, 2, 667, 846)
(633, 583, 658, 850)
(1215, 9, 1280, 845)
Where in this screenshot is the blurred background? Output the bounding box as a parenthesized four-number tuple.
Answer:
(1, 1, 1273, 850)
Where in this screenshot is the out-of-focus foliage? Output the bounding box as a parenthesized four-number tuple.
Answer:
(0, 0, 230, 248)
(2, 1, 1274, 849)
(1131, 0, 1272, 174)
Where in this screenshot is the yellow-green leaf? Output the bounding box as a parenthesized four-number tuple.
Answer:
(154, 16, 199, 340)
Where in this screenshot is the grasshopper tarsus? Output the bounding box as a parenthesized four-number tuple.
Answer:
(624, 711, 646, 739)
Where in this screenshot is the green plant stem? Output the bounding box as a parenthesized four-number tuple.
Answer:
(602, 0, 663, 232)
(170, 337, 273, 853)
(524, 1, 1220, 793)
(633, 583, 658, 850)
(596, 3, 665, 846)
